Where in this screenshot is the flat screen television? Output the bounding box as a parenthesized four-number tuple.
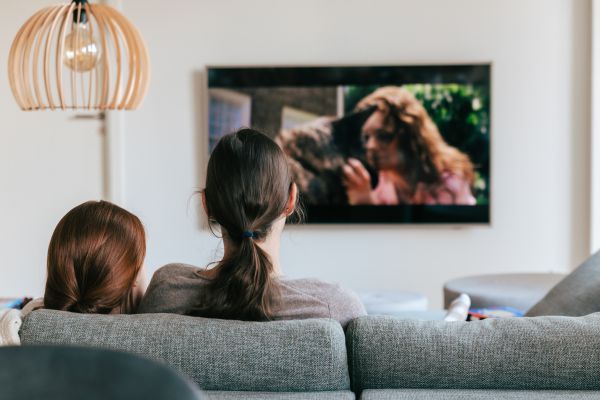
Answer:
(207, 64, 490, 224)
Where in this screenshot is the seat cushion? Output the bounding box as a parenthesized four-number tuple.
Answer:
(203, 391, 355, 400)
(360, 389, 600, 400)
(20, 310, 350, 392)
(527, 250, 600, 316)
(346, 314, 600, 392)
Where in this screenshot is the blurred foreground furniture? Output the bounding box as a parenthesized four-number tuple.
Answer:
(0, 345, 201, 400)
(443, 273, 565, 312)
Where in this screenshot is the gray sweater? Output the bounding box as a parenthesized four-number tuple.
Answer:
(137, 263, 366, 328)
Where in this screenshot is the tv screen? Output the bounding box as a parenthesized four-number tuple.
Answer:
(207, 64, 490, 224)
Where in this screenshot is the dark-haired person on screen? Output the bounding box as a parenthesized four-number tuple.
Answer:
(343, 86, 476, 205)
(138, 129, 366, 328)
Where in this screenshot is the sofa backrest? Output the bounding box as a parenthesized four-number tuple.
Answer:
(346, 314, 600, 393)
(21, 310, 350, 392)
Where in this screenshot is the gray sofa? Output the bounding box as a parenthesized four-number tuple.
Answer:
(19, 310, 600, 399)
(347, 314, 600, 399)
(20, 311, 353, 400)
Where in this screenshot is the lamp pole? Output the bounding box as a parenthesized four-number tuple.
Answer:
(101, 0, 126, 206)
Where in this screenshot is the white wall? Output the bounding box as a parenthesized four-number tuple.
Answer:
(0, 2, 104, 297)
(119, 0, 592, 308)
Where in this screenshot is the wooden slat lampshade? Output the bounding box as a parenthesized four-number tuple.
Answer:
(8, 0, 150, 111)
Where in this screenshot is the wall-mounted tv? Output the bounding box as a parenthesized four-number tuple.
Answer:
(207, 64, 490, 224)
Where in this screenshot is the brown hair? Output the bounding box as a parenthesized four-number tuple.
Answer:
(190, 128, 298, 321)
(356, 86, 475, 201)
(44, 200, 146, 314)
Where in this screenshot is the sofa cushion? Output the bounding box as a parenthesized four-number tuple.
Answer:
(360, 389, 600, 400)
(20, 310, 350, 392)
(526, 250, 600, 316)
(346, 314, 600, 392)
(203, 391, 355, 399)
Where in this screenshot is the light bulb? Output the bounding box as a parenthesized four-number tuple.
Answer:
(63, 22, 100, 72)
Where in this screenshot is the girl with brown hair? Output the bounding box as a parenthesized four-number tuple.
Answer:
(1, 201, 147, 346)
(44, 200, 147, 314)
(138, 129, 365, 327)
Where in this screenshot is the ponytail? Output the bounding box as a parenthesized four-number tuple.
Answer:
(190, 231, 278, 320)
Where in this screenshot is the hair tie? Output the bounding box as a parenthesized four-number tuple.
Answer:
(242, 230, 256, 239)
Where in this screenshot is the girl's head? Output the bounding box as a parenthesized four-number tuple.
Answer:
(196, 128, 299, 321)
(204, 128, 297, 241)
(44, 200, 146, 314)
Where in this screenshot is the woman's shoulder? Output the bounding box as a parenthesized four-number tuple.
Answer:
(284, 277, 354, 296)
(301, 278, 365, 307)
(137, 263, 208, 314)
(152, 263, 206, 281)
(279, 277, 367, 327)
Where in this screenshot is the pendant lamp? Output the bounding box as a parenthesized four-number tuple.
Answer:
(8, 0, 150, 111)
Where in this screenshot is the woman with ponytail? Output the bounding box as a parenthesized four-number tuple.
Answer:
(138, 129, 366, 327)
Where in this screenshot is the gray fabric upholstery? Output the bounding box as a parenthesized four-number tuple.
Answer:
(347, 314, 600, 392)
(360, 389, 600, 400)
(0, 345, 201, 400)
(21, 310, 350, 392)
(203, 391, 355, 399)
(527, 250, 600, 316)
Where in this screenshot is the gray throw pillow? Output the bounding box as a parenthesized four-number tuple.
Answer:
(526, 250, 600, 316)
